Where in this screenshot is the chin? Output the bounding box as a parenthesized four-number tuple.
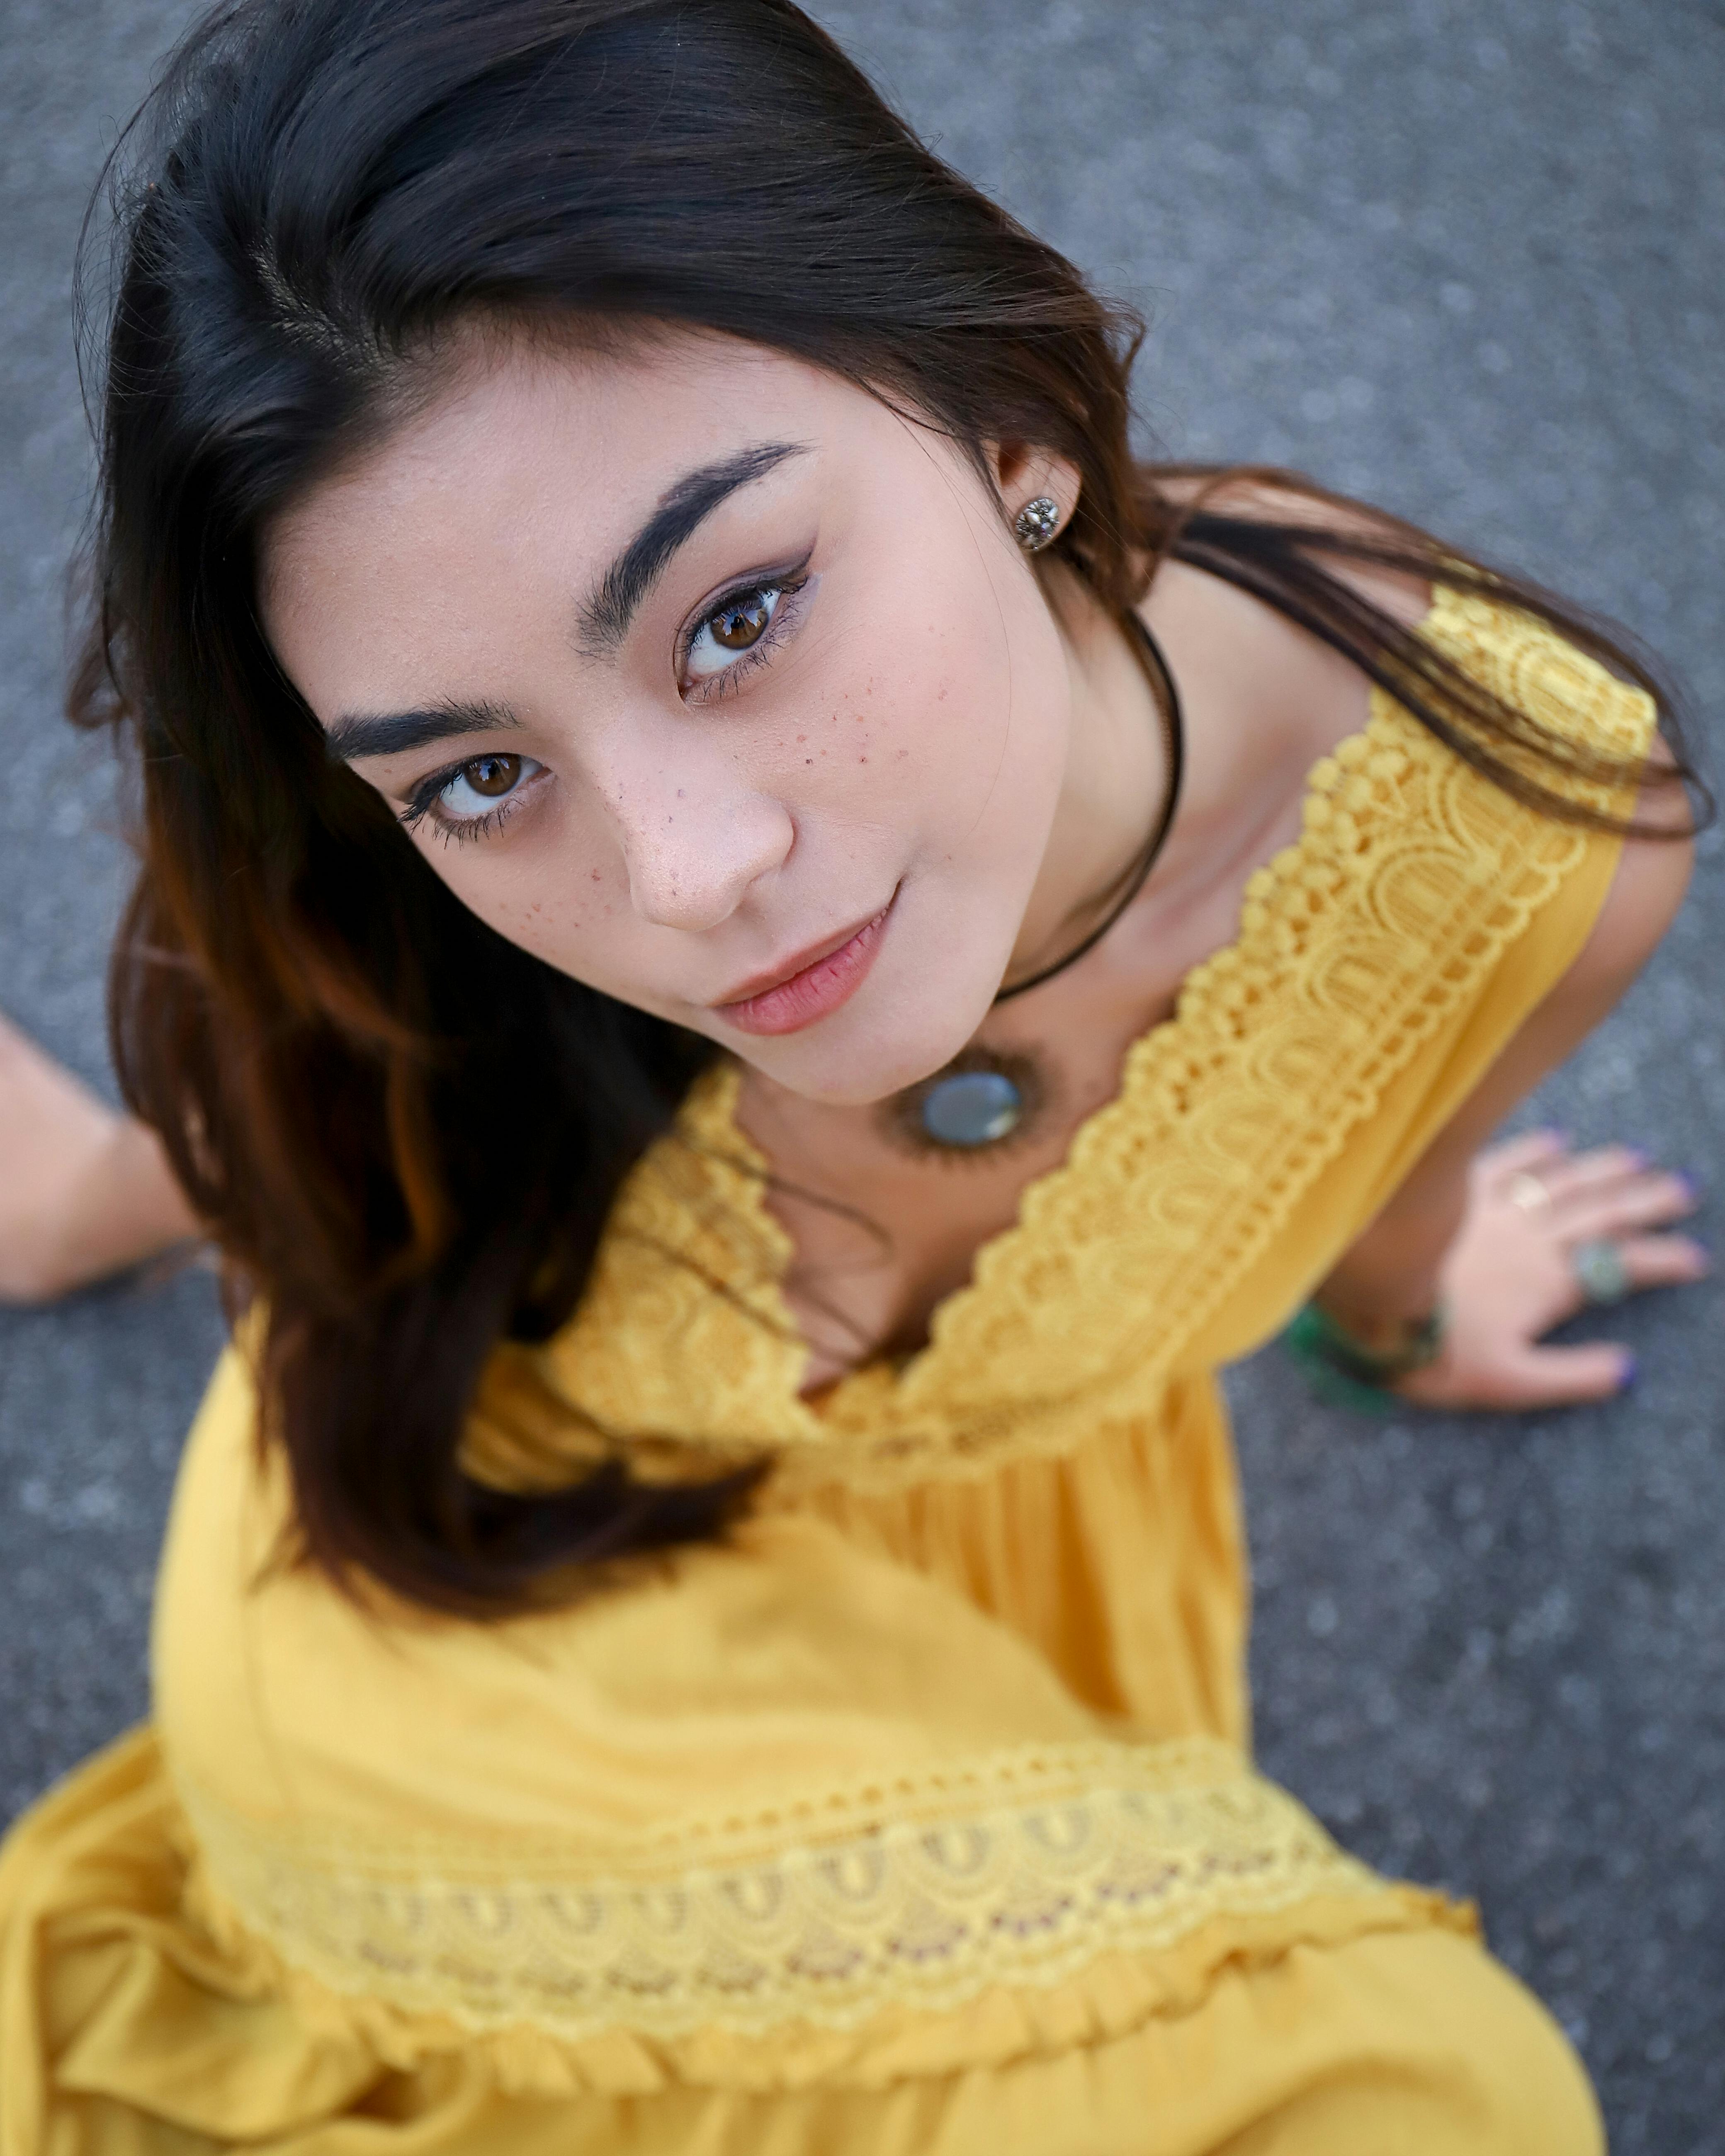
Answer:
(743, 978, 997, 1109)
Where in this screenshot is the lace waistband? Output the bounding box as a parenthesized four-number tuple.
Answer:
(177, 1735, 1409, 2044)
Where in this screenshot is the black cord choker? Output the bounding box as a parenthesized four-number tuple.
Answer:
(994, 614, 1186, 1003)
(887, 615, 1186, 1156)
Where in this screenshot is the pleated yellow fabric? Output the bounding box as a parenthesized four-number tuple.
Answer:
(0, 590, 1643, 2151)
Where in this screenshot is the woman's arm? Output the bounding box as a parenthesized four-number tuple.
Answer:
(1315, 801, 1706, 1406)
(0, 1012, 202, 1303)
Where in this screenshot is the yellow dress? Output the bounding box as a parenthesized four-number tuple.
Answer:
(0, 590, 1649, 2152)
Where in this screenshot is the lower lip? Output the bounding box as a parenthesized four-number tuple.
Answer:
(716, 898, 895, 1037)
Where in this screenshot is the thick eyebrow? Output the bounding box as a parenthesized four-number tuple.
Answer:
(325, 441, 805, 760)
(326, 697, 516, 763)
(576, 440, 807, 656)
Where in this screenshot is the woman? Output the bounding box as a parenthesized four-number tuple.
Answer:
(0, 0, 1707, 2147)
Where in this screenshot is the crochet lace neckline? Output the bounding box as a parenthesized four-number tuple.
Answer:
(695, 587, 1453, 1414)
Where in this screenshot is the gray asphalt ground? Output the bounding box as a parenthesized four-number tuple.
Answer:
(2, 0, 1722, 2144)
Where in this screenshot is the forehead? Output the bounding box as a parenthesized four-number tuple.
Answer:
(263, 330, 871, 605)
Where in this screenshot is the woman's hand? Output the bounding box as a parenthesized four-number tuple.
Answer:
(1394, 1129, 1707, 1410)
(0, 1011, 202, 1303)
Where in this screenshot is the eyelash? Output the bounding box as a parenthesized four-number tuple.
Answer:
(398, 765, 537, 846)
(397, 561, 814, 845)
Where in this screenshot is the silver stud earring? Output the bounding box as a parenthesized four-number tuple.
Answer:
(1014, 495, 1061, 552)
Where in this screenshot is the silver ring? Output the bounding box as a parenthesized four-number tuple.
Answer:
(1507, 1171, 1552, 1213)
(1571, 1237, 1631, 1305)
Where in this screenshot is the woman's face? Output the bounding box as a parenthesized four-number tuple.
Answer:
(264, 333, 1088, 1104)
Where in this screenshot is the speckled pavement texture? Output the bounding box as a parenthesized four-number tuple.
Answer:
(1, 0, 1720, 2143)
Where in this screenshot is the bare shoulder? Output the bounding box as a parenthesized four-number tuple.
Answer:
(1139, 472, 1435, 775)
(1141, 467, 1694, 988)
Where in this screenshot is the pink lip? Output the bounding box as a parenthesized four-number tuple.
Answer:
(714, 895, 896, 1037)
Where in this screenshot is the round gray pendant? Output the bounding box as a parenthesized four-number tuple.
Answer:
(881, 1046, 1047, 1158)
(920, 1069, 1024, 1147)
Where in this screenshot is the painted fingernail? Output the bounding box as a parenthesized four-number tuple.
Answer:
(1618, 1354, 1639, 1393)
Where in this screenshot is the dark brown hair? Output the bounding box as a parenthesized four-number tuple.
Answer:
(75, 0, 1701, 1612)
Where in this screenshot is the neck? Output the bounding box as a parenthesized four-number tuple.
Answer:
(1004, 566, 1171, 985)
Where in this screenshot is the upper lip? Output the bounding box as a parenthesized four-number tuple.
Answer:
(709, 901, 890, 1009)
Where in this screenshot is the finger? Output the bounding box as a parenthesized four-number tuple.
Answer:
(1479, 1129, 1571, 1189)
(1490, 1341, 1637, 1408)
(1614, 1233, 1710, 1289)
(1555, 1172, 1699, 1240)
(1532, 1143, 1657, 1201)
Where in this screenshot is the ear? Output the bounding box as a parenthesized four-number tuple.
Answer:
(989, 439, 1084, 544)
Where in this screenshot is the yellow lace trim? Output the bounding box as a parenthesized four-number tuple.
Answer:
(177, 1735, 1399, 2045)
(474, 590, 1652, 1498)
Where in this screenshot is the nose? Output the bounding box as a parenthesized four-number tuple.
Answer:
(598, 743, 794, 932)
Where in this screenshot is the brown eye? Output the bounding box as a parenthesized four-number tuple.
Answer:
(423, 751, 544, 836)
(709, 594, 771, 650)
(460, 753, 521, 797)
(684, 579, 798, 685)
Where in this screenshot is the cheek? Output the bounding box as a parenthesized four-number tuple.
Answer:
(817, 600, 1067, 873)
(781, 564, 1064, 846)
(408, 814, 632, 969)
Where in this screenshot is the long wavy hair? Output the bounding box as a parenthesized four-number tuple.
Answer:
(75, 0, 1700, 1612)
